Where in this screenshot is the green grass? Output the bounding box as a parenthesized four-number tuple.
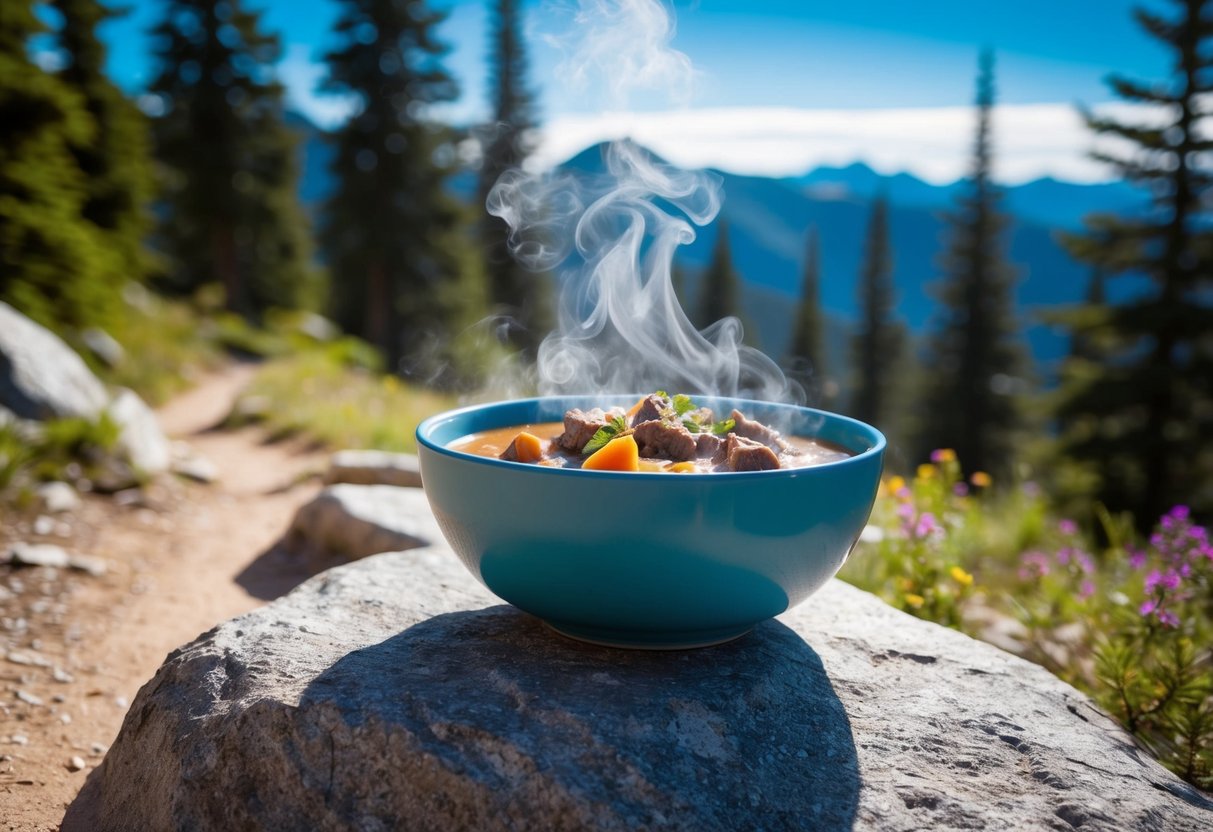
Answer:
(80, 289, 224, 406)
(227, 349, 456, 452)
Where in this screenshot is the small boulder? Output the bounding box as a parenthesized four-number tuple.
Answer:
(82, 543, 1213, 831)
(172, 455, 218, 484)
(36, 482, 81, 514)
(323, 449, 422, 488)
(80, 328, 125, 368)
(4, 542, 70, 569)
(284, 484, 438, 561)
(107, 388, 170, 475)
(0, 302, 109, 421)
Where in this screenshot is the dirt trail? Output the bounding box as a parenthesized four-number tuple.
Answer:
(1, 365, 327, 831)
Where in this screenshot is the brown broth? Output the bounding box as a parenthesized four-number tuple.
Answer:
(449, 422, 851, 472)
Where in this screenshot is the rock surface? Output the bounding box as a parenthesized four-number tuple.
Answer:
(284, 484, 438, 560)
(0, 302, 110, 421)
(108, 388, 171, 475)
(323, 449, 423, 488)
(36, 481, 80, 514)
(3, 543, 106, 575)
(80, 534, 1211, 830)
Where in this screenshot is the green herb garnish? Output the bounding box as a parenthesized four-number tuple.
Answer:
(672, 394, 696, 416)
(581, 414, 628, 454)
(711, 418, 735, 435)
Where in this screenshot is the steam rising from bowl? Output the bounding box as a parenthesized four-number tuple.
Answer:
(484, 0, 800, 405)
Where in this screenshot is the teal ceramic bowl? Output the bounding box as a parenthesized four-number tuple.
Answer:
(416, 396, 885, 649)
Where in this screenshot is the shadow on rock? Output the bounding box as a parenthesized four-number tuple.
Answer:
(233, 540, 327, 601)
(289, 605, 861, 830)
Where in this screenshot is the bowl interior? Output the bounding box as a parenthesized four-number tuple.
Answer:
(417, 394, 885, 474)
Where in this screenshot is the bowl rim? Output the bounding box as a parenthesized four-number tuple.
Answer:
(416, 395, 886, 480)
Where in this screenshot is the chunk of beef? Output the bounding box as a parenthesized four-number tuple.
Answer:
(730, 409, 788, 452)
(695, 432, 726, 463)
(726, 433, 781, 472)
(630, 393, 671, 427)
(500, 439, 521, 462)
(555, 408, 610, 454)
(633, 419, 697, 461)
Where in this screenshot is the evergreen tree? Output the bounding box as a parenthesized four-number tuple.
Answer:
(0, 0, 112, 328)
(786, 225, 828, 404)
(850, 197, 903, 427)
(322, 0, 477, 372)
(149, 0, 315, 318)
(476, 0, 548, 355)
(1052, 0, 1213, 522)
(698, 219, 741, 327)
(54, 0, 153, 289)
(916, 50, 1025, 477)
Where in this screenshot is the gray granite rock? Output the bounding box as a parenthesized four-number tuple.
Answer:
(284, 484, 437, 560)
(79, 538, 1212, 831)
(2, 543, 106, 575)
(80, 327, 125, 368)
(0, 302, 110, 421)
(107, 388, 171, 475)
(323, 449, 423, 488)
(36, 481, 80, 514)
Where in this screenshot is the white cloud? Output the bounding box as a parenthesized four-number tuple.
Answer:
(278, 44, 358, 129)
(530, 103, 1141, 184)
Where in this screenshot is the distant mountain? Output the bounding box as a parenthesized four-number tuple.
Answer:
(790, 161, 1146, 231)
(287, 116, 1145, 376)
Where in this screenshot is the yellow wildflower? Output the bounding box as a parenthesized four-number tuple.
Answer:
(916, 463, 936, 481)
(933, 448, 957, 463)
(887, 475, 906, 495)
(382, 375, 400, 393)
(904, 593, 925, 609)
(971, 471, 992, 488)
(950, 566, 974, 587)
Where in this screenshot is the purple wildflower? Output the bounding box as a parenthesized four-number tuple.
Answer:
(1058, 519, 1078, 536)
(914, 512, 941, 540)
(1161, 506, 1190, 530)
(1079, 580, 1096, 599)
(1019, 551, 1050, 581)
(1127, 546, 1147, 569)
(1076, 551, 1095, 574)
(953, 482, 970, 497)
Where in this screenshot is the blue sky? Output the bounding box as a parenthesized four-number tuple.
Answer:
(90, 0, 1168, 182)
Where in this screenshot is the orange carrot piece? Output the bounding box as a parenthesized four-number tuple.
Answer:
(582, 434, 640, 472)
(668, 461, 697, 473)
(511, 431, 543, 463)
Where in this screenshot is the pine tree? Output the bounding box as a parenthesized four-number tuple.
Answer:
(851, 197, 903, 428)
(322, 0, 477, 372)
(0, 0, 112, 328)
(698, 219, 741, 328)
(916, 50, 1025, 477)
(786, 225, 828, 404)
(476, 0, 548, 355)
(149, 0, 315, 318)
(53, 0, 153, 291)
(1051, 0, 1213, 522)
